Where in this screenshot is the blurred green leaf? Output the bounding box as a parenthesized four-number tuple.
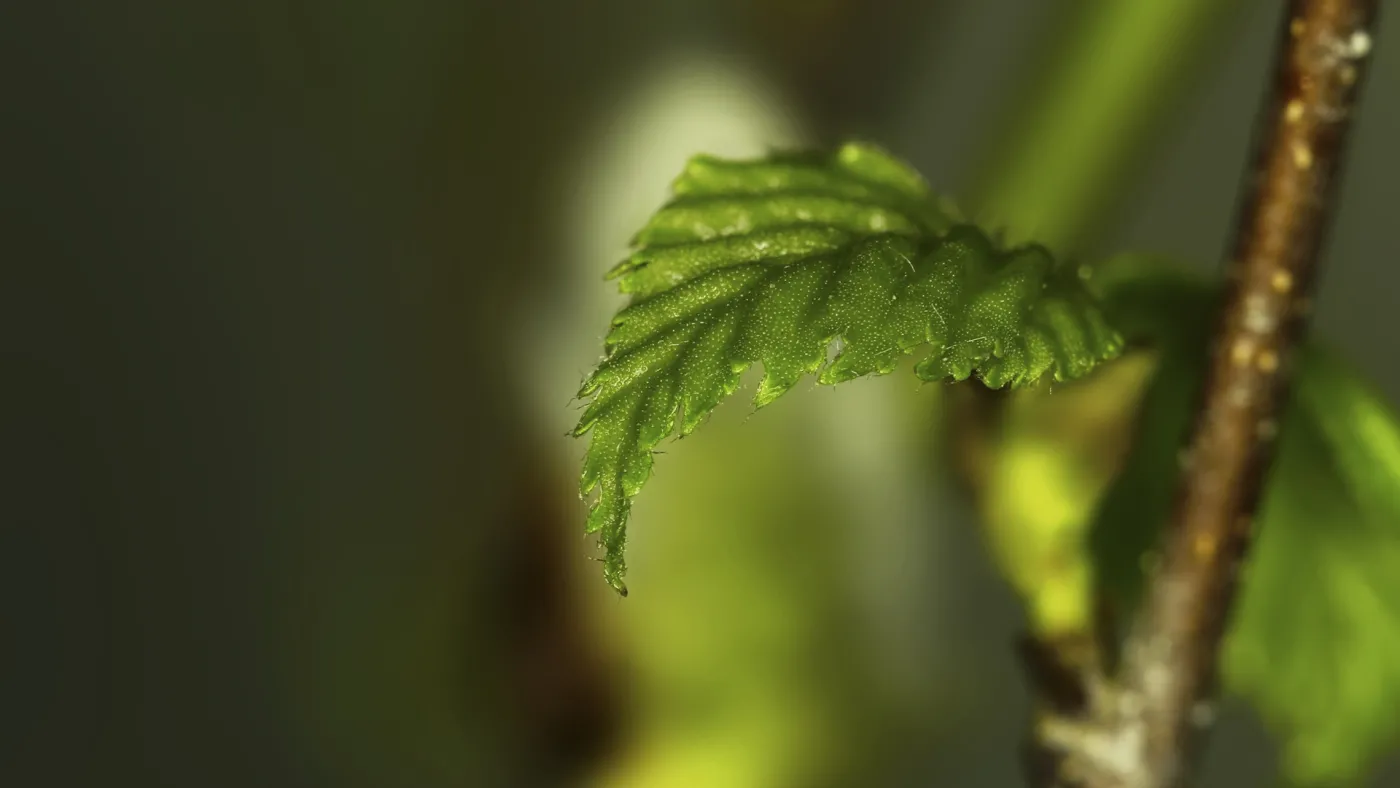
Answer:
(592, 391, 942, 788)
(1090, 257, 1400, 786)
(979, 350, 1158, 636)
(573, 142, 1123, 593)
(1225, 352, 1400, 786)
(1087, 258, 1216, 608)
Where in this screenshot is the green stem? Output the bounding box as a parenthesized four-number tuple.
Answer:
(971, 0, 1254, 256)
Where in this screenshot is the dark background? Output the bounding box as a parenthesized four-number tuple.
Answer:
(9, 1, 1399, 786)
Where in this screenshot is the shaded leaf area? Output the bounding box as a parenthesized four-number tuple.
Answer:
(573, 143, 1123, 593)
(1090, 257, 1400, 786)
(977, 350, 1160, 638)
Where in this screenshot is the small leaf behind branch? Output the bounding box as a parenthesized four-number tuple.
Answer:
(573, 143, 1122, 594)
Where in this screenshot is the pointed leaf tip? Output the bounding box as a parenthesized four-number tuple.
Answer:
(571, 143, 1120, 592)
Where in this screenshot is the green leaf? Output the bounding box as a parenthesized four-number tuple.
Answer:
(1089, 257, 1400, 786)
(1225, 353, 1400, 786)
(573, 142, 1123, 594)
(1087, 258, 1216, 608)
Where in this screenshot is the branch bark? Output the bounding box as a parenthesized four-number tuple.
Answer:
(1035, 1, 1380, 786)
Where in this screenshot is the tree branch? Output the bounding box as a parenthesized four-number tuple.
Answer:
(1036, 1, 1380, 786)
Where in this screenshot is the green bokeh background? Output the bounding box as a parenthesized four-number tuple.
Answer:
(11, 1, 1400, 786)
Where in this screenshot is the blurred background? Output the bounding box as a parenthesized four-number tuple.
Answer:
(9, 0, 1400, 786)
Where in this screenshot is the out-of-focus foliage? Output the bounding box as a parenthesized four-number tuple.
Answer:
(1089, 258, 1400, 786)
(971, 0, 1252, 255)
(588, 391, 942, 788)
(1229, 352, 1400, 786)
(979, 348, 1158, 636)
(573, 143, 1122, 592)
(1086, 256, 1217, 608)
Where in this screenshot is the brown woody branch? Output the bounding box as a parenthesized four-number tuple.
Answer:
(1034, 1, 1380, 786)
